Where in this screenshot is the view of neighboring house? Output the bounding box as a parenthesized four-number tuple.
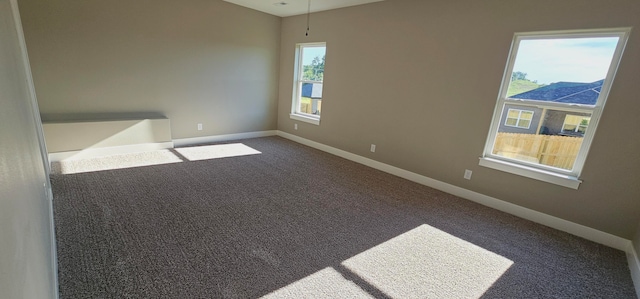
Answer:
(301, 83, 323, 115)
(498, 80, 602, 136)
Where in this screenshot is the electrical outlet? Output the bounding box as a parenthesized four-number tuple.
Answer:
(370, 144, 376, 153)
(464, 169, 472, 180)
(197, 123, 203, 131)
(294, 123, 298, 130)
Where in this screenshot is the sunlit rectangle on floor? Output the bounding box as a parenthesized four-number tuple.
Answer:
(341, 224, 513, 298)
(175, 143, 261, 161)
(52, 149, 183, 174)
(260, 267, 374, 299)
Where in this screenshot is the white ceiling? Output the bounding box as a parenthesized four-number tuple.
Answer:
(223, 0, 384, 17)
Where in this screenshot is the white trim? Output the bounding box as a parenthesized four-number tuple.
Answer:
(10, 1, 59, 297)
(276, 130, 629, 252)
(629, 243, 640, 298)
(48, 142, 174, 162)
(290, 113, 320, 125)
(11, 0, 50, 178)
(292, 42, 326, 121)
(479, 157, 582, 189)
(173, 130, 277, 147)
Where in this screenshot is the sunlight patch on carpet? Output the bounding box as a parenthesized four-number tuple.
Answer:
(260, 267, 374, 299)
(52, 149, 183, 174)
(175, 143, 261, 161)
(341, 224, 513, 298)
(259, 225, 512, 298)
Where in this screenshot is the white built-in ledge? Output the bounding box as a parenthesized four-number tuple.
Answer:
(479, 157, 582, 189)
(42, 117, 173, 161)
(290, 113, 320, 125)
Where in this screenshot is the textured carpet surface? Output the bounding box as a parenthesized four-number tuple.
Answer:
(51, 136, 637, 298)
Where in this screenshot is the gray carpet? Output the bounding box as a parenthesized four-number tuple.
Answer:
(51, 136, 637, 298)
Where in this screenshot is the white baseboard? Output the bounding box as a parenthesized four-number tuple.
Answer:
(628, 244, 640, 298)
(276, 131, 632, 252)
(173, 130, 277, 148)
(48, 141, 174, 162)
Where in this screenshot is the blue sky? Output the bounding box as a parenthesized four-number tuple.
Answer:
(512, 37, 619, 84)
(303, 46, 326, 65)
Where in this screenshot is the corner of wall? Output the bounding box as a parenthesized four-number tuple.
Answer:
(631, 223, 640, 298)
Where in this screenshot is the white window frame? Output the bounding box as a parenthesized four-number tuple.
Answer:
(290, 42, 326, 126)
(504, 108, 534, 129)
(479, 28, 630, 189)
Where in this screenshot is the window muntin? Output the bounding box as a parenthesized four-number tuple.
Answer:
(481, 28, 629, 185)
(505, 109, 534, 129)
(291, 43, 326, 124)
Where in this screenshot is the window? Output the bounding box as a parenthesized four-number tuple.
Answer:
(562, 115, 591, 135)
(480, 28, 629, 189)
(505, 109, 534, 129)
(291, 43, 326, 125)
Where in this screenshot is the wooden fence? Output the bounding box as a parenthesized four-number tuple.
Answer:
(493, 133, 583, 170)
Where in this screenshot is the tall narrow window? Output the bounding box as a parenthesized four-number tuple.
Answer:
(291, 43, 326, 125)
(480, 28, 629, 189)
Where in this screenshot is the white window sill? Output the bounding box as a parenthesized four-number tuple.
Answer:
(479, 157, 582, 189)
(290, 113, 320, 126)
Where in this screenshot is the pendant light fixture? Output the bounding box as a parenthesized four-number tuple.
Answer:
(305, 0, 311, 36)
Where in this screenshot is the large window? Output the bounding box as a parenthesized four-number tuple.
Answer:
(291, 43, 326, 125)
(480, 28, 629, 189)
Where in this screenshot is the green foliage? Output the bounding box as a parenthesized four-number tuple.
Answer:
(507, 71, 545, 97)
(303, 55, 325, 81)
(511, 71, 528, 81)
(507, 80, 543, 97)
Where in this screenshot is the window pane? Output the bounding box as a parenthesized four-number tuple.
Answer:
(506, 37, 619, 106)
(520, 111, 533, 120)
(494, 108, 592, 170)
(518, 119, 531, 128)
(300, 82, 323, 115)
(577, 125, 587, 134)
(492, 131, 584, 171)
(301, 46, 326, 82)
(507, 110, 520, 118)
(564, 115, 581, 126)
(505, 118, 517, 126)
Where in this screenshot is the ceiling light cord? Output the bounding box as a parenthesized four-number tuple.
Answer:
(305, 0, 311, 36)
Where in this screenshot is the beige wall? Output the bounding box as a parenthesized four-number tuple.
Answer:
(19, 0, 281, 139)
(43, 118, 172, 153)
(0, 0, 56, 297)
(635, 221, 640, 256)
(278, 0, 640, 238)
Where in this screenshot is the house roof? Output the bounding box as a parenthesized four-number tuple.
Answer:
(301, 83, 323, 99)
(510, 80, 604, 105)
